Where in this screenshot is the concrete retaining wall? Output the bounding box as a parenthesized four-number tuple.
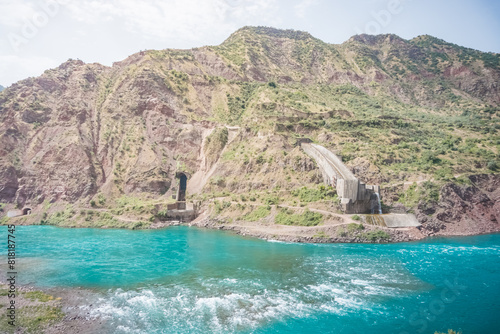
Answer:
(164, 202, 198, 222)
(7, 210, 23, 218)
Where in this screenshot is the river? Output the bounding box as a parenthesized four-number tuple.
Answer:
(1, 226, 499, 333)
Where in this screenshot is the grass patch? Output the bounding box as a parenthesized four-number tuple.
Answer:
(291, 185, 338, 203)
(24, 291, 53, 302)
(275, 208, 323, 226)
(242, 205, 271, 221)
(43, 205, 76, 226)
(115, 195, 156, 215)
(398, 181, 440, 208)
(17, 305, 63, 333)
(0, 304, 63, 334)
(43, 208, 151, 229)
(204, 127, 229, 161)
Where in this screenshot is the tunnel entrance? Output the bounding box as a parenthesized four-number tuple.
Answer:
(176, 173, 188, 202)
(22, 208, 32, 215)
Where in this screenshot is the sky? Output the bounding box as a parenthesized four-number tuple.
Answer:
(0, 0, 499, 87)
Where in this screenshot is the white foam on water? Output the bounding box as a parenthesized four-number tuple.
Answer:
(115, 325, 141, 334)
(334, 297, 365, 309)
(351, 279, 371, 286)
(222, 278, 238, 284)
(92, 287, 314, 333)
(266, 239, 298, 245)
(127, 290, 157, 309)
(87, 249, 424, 333)
(440, 245, 500, 254)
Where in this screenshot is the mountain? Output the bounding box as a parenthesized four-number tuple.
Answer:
(0, 26, 498, 236)
(0, 85, 4, 92)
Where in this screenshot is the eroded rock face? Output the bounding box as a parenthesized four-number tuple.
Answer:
(418, 174, 500, 236)
(0, 59, 210, 207)
(0, 166, 18, 202)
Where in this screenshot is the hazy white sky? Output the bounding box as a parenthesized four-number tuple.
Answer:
(0, 0, 499, 87)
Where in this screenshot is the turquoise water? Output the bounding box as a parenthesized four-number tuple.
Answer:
(1, 226, 499, 333)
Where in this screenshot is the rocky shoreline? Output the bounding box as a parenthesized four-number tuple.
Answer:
(187, 216, 425, 244)
(0, 283, 107, 334)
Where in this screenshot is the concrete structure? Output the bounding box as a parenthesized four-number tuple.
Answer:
(7, 208, 31, 218)
(165, 202, 198, 222)
(302, 143, 380, 214)
(163, 172, 197, 222)
(364, 214, 421, 228)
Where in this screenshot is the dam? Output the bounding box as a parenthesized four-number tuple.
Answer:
(302, 143, 421, 228)
(302, 143, 380, 214)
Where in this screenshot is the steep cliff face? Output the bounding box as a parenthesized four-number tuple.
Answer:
(0, 58, 217, 205)
(0, 27, 498, 234)
(416, 174, 500, 236)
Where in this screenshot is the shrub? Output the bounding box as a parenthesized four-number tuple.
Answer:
(157, 210, 168, 221)
(347, 223, 364, 232)
(422, 181, 440, 202)
(256, 154, 266, 164)
(487, 160, 498, 171)
(313, 231, 328, 238)
(363, 230, 390, 242)
(97, 194, 106, 206)
(214, 200, 231, 214)
(337, 227, 347, 237)
(264, 195, 279, 205)
(351, 215, 361, 221)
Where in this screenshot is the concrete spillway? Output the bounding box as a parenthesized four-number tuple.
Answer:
(301, 143, 380, 214)
(364, 214, 421, 228)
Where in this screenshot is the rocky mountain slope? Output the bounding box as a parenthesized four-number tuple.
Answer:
(0, 27, 498, 237)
